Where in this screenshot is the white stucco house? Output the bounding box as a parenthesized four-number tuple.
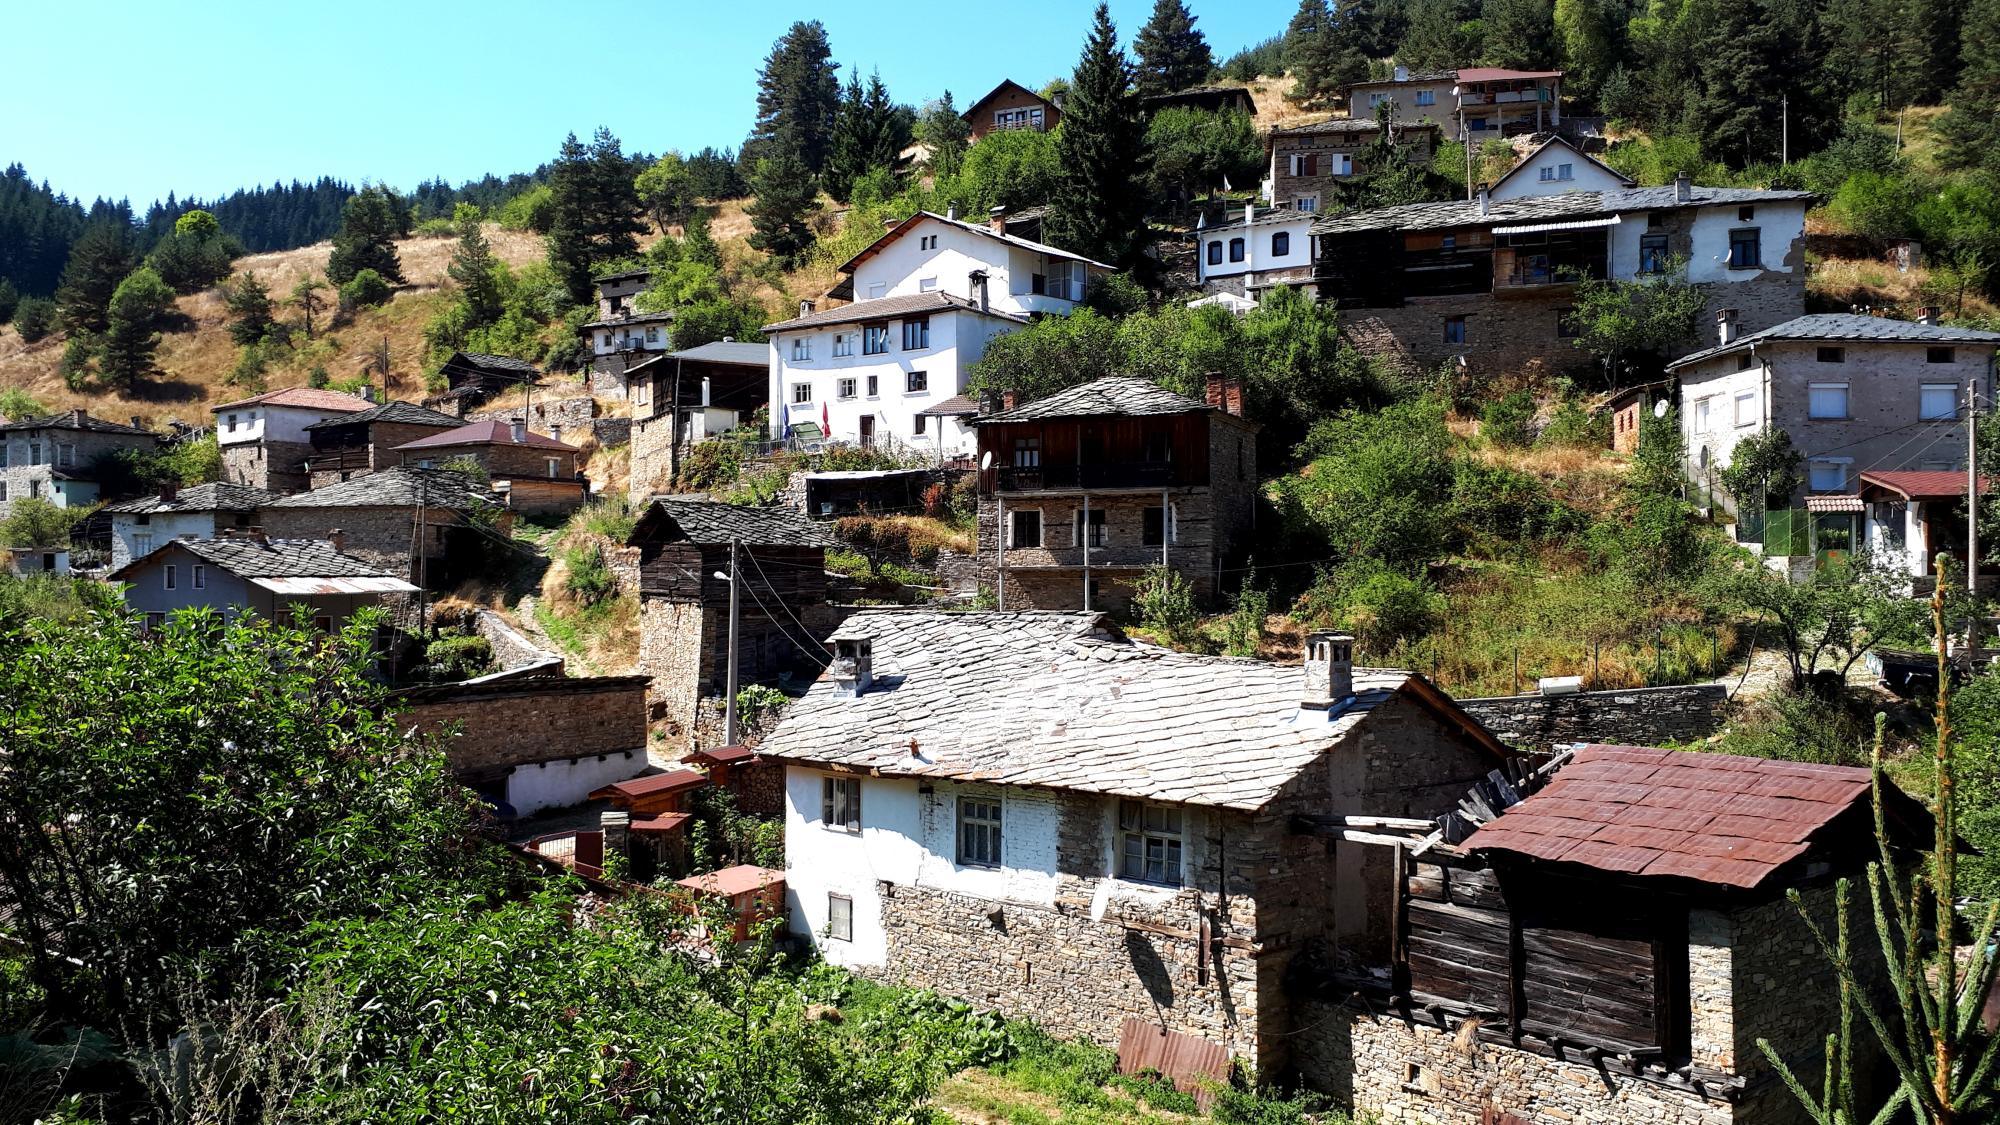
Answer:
(1194, 204, 1317, 297)
(212, 386, 373, 491)
(1487, 134, 1634, 202)
(100, 482, 277, 570)
(764, 210, 1115, 459)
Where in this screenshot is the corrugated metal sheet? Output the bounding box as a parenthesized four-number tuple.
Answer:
(1115, 1019, 1230, 1111)
(251, 575, 420, 594)
(1491, 215, 1622, 235)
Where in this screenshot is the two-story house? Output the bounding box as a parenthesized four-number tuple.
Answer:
(972, 375, 1258, 611)
(1195, 203, 1318, 296)
(110, 532, 419, 633)
(1343, 66, 1563, 138)
(259, 466, 503, 585)
(211, 386, 373, 491)
(1262, 120, 1441, 215)
(764, 209, 1114, 459)
(625, 339, 770, 501)
(756, 613, 1509, 1077)
(962, 79, 1062, 143)
(583, 268, 674, 397)
(1316, 175, 1813, 377)
(394, 420, 587, 516)
(1670, 310, 2000, 556)
(0, 409, 159, 521)
(301, 399, 464, 486)
(101, 481, 275, 569)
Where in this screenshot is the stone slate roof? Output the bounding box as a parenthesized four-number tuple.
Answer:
(0, 409, 152, 436)
(756, 610, 1506, 812)
(108, 536, 395, 582)
(972, 376, 1211, 424)
(100, 482, 276, 515)
(627, 498, 841, 549)
(450, 352, 540, 375)
(764, 291, 1027, 332)
(265, 467, 498, 510)
(1269, 119, 1395, 137)
(668, 340, 770, 367)
(582, 310, 676, 329)
(1667, 313, 2000, 370)
(1312, 184, 1815, 237)
(303, 400, 463, 431)
(394, 420, 579, 453)
(210, 387, 372, 414)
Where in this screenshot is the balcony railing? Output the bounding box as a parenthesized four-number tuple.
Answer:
(996, 463, 1177, 491)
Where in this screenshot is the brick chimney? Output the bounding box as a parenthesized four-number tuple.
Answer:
(1674, 170, 1692, 203)
(990, 205, 1008, 233)
(1717, 308, 1740, 346)
(1301, 632, 1356, 713)
(830, 634, 874, 698)
(1919, 305, 1941, 326)
(328, 527, 346, 554)
(1001, 389, 1018, 411)
(1222, 377, 1244, 417)
(1205, 371, 1225, 409)
(158, 480, 178, 502)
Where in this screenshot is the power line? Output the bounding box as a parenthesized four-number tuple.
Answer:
(742, 547, 832, 655)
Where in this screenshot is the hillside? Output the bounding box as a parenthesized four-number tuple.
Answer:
(0, 224, 547, 427)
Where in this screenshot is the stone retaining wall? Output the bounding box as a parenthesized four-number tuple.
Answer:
(395, 673, 651, 776)
(473, 608, 562, 673)
(1456, 683, 1729, 750)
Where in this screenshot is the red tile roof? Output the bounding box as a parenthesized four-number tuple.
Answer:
(1455, 67, 1563, 82)
(593, 769, 710, 801)
(1464, 744, 1923, 890)
(1858, 470, 1989, 502)
(394, 420, 580, 452)
(676, 864, 784, 898)
(211, 387, 373, 413)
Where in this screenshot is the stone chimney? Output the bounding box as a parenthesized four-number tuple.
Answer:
(1717, 308, 1740, 346)
(360, 384, 376, 403)
(328, 527, 346, 554)
(1205, 371, 1225, 408)
(1222, 377, 1245, 417)
(511, 420, 527, 443)
(830, 634, 874, 698)
(1674, 170, 1692, 203)
(980, 389, 1004, 415)
(158, 480, 178, 502)
(600, 810, 630, 858)
(799, 299, 815, 317)
(970, 270, 990, 313)
(1301, 632, 1356, 713)
(990, 205, 1008, 233)
(1919, 305, 1940, 326)
(1475, 185, 1489, 217)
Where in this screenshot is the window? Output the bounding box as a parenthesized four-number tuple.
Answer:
(913, 413, 927, 435)
(865, 374, 879, 397)
(791, 383, 812, 405)
(919, 276, 938, 292)
(837, 377, 857, 400)
(1009, 509, 1041, 547)
(902, 317, 929, 350)
(919, 234, 937, 251)
(1118, 800, 1183, 885)
(1922, 383, 1960, 420)
(1816, 346, 1846, 363)
(833, 333, 853, 357)
(1288, 152, 1318, 177)
(1539, 163, 1575, 182)
(546, 457, 561, 478)
(225, 413, 238, 432)
(1207, 241, 1224, 265)
(867, 282, 887, 299)
(1271, 231, 1291, 257)
(906, 370, 928, 393)
(0, 482, 6, 502)
(28, 480, 40, 498)
(1808, 383, 1849, 419)
(1073, 508, 1107, 547)
(28, 442, 40, 465)
(1738, 205, 1756, 221)
(164, 564, 177, 590)
(1228, 238, 1245, 263)
(822, 776, 861, 831)
(1738, 354, 1755, 371)
(827, 894, 854, 941)
(1296, 194, 1318, 213)
(1809, 460, 1849, 492)
(791, 336, 813, 361)
(1443, 316, 1467, 344)
(1143, 506, 1172, 547)
(958, 797, 1003, 867)
(1330, 154, 1353, 176)
(1928, 346, 1956, 364)
(1733, 390, 1758, 426)
(645, 326, 660, 343)
(192, 565, 205, 590)
(1639, 234, 1669, 275)
(1415, 89, 1436, 106)
(1143, 431, 1171, 463)
(1013, 437, 1040, 467)
(1692, 397, 1711, 433)
(1728, 228, 1761, 269)
(862, 324, 890, 355)
(1441, 235, 1456, 250)
(144, 612, 165, 634)
(602, 333, 613, 347)
(132, 531, 150, 556)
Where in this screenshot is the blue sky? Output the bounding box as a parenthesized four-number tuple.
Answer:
(11, 0, 1294, 207)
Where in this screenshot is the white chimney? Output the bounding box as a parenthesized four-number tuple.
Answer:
(510, 420, 527, 443)
(1476, 184, 1490, 217)
(550, 423, 563, 445)
(799, 299, 815, 317)
(1300, 632, 1356, 714)
(970, 270, 990, 314)
(1918, 305, 1940, 326)
(946, 204, 958, 222)
(1244, 202, 1254, 227)
(1394, 65, 1409, 82)
(1674, 170, 1692, 203)
(701, 377, 712, 407)
(830, 633, 874, 698)
(1717, 308, 1740, 346)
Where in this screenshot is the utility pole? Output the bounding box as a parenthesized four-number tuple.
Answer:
(1082, 494, 1092, 612)
(995, 489, 1006, 611)
(1971, 385, 1980, 597)
(725, 537, 742, 745)
(1781, 93, 1790, 165)
(668, 356, 684, 485)
(414, 469, 429, 639)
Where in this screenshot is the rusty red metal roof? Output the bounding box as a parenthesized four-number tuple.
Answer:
(630, 813, 693, 834)
(593, 769, 709, 801)
(676, 864, 784, 898)
(1858, 470, 1989, 502)
(1463, 744, 1916, 890)
(681, 745, 757, 767)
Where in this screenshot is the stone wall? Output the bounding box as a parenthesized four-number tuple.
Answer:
(591, 416, 631, 448)
(974, 490, 1224, 611)
(220, 439, 313, 492)
(628, 413, 673, 501)
(467, 395, 598, 437)
(1268, 125, 1438, 208)
(258, 505, 456, 579)
(394, 674, 651, 777)
(473, 607, 562, 673)
(1455, 684, 1730, 750)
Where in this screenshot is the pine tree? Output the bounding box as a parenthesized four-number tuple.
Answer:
(1048, 4, 1151, 267)
(291, 275, 327, 341)
(825, 70, 913, 203)
(746, 152, 820, 268)
(98, 266, 174, 390)
(915, 92, 973, 181)
(1554, 0, 1618, 98)
(1482, 0, 1558, 69)
(447, 204, 503, 328)
(544, 128, 646, 305)
(0, 277, 17, 325)
(54, 221, 136, 335)
(1286, 0, 1368, 107)
(746, 21, 841, 175)
(325, 186, 407, 286)
(1399, 0, 1483, 74)
(223, 272, 275, 346)
(1939, 0, 2000, 172)
(1134, 0, 1217, 98)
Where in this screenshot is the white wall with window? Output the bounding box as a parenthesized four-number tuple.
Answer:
(1195, 211, 1317, 287)
(767, 308, 992, 456)
(1606, 199, 1808, 284)
(214, 404, 356, 448)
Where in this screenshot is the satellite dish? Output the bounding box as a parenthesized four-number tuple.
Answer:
(979, 452, 993, 471)
(1653, 399, 1669, 418)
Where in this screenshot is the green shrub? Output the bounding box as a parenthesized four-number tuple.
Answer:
(1224, 574, 1270, 657)
(0, 497, 85, 549)
(12, 296, 56, 342)
(1538, 398, 1608, 448)
(423, 633, 494, 681)
(1480, 390, 1536, 447)
(1135, 565, 1202, 649)
(338, 268, 393, 311)
(562, 541, 617, 607)
(569, 497, 636, 542)
(0, 388, 47, 421)
(1450, 461, 1585, 544)
(673, 440, 745, 492)
(412, 217, 455, 238)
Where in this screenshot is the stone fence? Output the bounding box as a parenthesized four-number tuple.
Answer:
(1455, 683, 1731, 750)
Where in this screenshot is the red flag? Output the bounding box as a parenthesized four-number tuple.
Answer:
(822, 400, 829, 435)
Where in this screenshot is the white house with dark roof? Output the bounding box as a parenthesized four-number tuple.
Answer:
(763, 210, 1115, 459)
(101, 481, 277, 569)
(1487, 134, 1635, 202)
(109, 534, 418, 632)
(758, 610, 1509, 1074)
(1194, 203, 1317, 296)
(211, 386, 373, 491)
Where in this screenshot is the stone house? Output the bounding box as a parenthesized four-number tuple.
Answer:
(211, 386, 373, 491)
(1342, 66, 1563, 138)
(1317, 177, 1813, 379)
(1294, 743, 1930, 1125)
(109, 533, 418, 633)
(971, 375, 1258, 611)
(755, 613, 1511, 1076)
(394, 419, 587, 517)
(627, 498, 843, 745)
(424, 351, 542, 417)
(302, 400, 463, 487)
(1194, 204, 1318, 297)
(963, 79, 1061, 143)
(764, 209, 1114, 460)
(583, 268, 674, 397)
(626, 339, 770, 501)
(100, 481, 275, 569)
(1670, 311, 2000, 544)
(260, 466, 503, 584)
(0, 409, 158, 521)
(1262, 120, 1441, 216)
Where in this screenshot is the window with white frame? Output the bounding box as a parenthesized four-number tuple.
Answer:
(1009, 508, 1041, 547)
(1808, 383, 1849, 419)
(833, 333, 853, 357)
(791, 336, 813, 361)
(1733, 390, 1758, 426)
(1330, 154, 1353, 176)
(1013, 437, 1040, 467)
(906, 370, 928, 393)
(192, 565, 205, 590)
(957, 796, 1003, 867)
(1288, 152, 1318, 177)
(1296, 194, 1319, 212)
(826, 893, 853, 941)
(1692, 397, 1711, 433)
(919, 276, 938, 292)
(822, 776, 861, 831)
(837, 377, 857, 400)
(1922, 383, 1960, 420)
(1118, 800, 1183, 885)
(1809, 460, 1850, 492)
(546, 458, 561, 478)
(132, 531, 150, 556)
(791, 383, 812, 405)
(867, 282, 887, 299)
